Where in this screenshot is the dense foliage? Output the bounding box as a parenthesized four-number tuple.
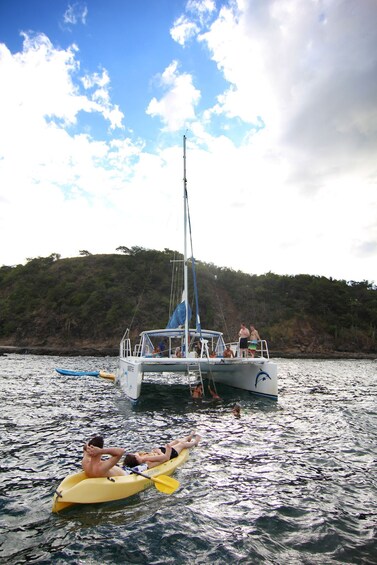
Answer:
(0, 250, 376, 354)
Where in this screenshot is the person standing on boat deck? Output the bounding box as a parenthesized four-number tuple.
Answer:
(82, 436, 127, 477)
(248, 325, 261, 358)
(123, 434, 201, 470)
(238, 323, 250, 357)
(223, 345, 235, 358)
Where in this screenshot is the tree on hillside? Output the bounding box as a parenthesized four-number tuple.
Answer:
(116, 246, 131, 254)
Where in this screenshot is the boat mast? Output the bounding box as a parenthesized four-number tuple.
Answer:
(183, 134, 189, 358)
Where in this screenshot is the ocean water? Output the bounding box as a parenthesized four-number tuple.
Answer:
(0, 354, 376, 564)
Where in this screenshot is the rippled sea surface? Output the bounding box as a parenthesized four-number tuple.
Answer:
(1, 354, 376, 564)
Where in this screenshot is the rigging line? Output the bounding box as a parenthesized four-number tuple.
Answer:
(169, 252, 184, 319)
(212, 275, 231, 343)
(207, 367, 218, 394)
(185, 184, 202, 335)
(128, 256, 158, 334)
(168, 251, 177, 319)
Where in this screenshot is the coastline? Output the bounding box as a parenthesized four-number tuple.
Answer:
(0, 345, 375, 360)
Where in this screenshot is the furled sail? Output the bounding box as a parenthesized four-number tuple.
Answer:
(166, 301, 192, 329)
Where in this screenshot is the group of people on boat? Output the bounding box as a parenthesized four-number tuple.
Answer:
(151, 323, 260, 360)
(238, 323, 261, 358)
(82, 433, 201, 478)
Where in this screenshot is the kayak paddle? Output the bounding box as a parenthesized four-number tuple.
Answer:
(126, 467, 180, 494)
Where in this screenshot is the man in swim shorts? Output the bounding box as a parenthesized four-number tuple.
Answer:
(82, 436, 127, 477)
(248, 325, 261, 357)
(238, 323, 250, 357)
(123, 433, 201, 470)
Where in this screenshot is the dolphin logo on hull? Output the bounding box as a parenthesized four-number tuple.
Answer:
(255, 370, 271, 388)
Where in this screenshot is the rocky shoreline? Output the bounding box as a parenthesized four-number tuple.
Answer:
(0, 345, 376, 360)
(0, 345, 118, 357)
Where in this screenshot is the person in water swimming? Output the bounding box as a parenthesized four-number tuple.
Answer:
(191, 383, 203, 398)
(82, 436, 127, 477)
(232, 403, 241, 418)
(123, 433, 201, 470)
(208, 384, 222, 400)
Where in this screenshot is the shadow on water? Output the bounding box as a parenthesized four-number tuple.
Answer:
(114, 381, 279, 417)
(55, 493, 146, 525)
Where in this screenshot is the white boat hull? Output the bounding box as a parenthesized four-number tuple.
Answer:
(118, 356, 277, 402)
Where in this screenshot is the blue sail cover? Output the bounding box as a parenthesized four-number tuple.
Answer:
(166, 301, 192, 329)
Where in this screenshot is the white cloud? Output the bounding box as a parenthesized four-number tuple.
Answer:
(0, 33, 124, 136)
(199, 0, 377, 189)
(170, 16, 199, 46)
(63, 2, 88, 26)
(82, 69, 124, 129)
(171, 0, 216, 46)
(0, 32, 132, 265)
(0, 2, 376, 285)
(146, 61, 201, 131)
(175, 0, 377, 282)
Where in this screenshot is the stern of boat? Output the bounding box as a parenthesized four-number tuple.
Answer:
(117, 357, 143, 402)
(254, 361, 278, 399)
(207, 359, 278, 400)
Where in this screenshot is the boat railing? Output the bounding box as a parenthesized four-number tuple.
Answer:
(259, 340, 270, 359)
(120, 328, 132, 358)
(121, 336, 271, 359)
(228, 340, 270, 359)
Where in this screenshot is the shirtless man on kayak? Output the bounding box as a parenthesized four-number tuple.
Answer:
(82, 436, 127, 477)
(123, 433, 201, 470)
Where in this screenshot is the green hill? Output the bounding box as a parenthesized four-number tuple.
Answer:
(0, 250, 376, 356)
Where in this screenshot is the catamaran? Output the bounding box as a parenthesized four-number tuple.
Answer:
(117, 136, 277, 402)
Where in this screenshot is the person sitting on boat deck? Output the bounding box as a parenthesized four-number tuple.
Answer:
(82, 436, 127, 478)
(191, 383, 203, 398)
(175, 346, 182, 358)
(223, 345, 235, 358)
(248, 325, 261, 358)
(194, 341, 202, 357)
(152, 345, 161, 357)
(209, 349, 216, 358)
(123, 433, 201, 470)
(158, 339, 168, 357)
(238, 323, 250, 358)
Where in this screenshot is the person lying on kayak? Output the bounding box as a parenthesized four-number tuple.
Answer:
(123, 433, 201, 470)
(82, 436, 127, 477)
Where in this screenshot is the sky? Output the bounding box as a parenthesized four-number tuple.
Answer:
(0, 0, 376, 284)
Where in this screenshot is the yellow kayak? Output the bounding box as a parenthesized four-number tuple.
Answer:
(52, 448, 189, 512)
(99, 371, 116, 381)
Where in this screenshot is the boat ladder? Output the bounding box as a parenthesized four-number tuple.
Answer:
(199, 339, 220, 398)
(187, 362, 204, 396)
